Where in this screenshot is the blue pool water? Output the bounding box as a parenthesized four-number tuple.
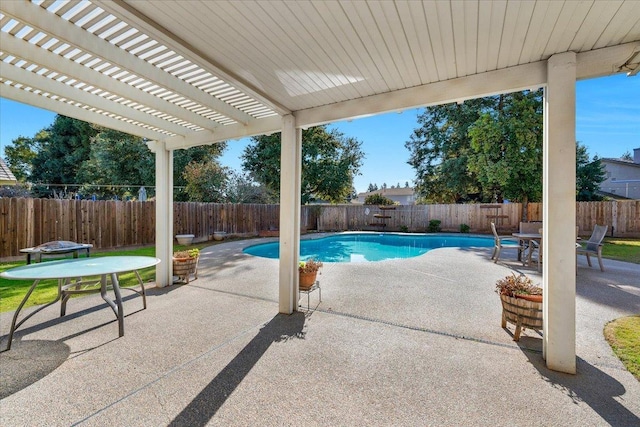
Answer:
(243, 233, 501, 263)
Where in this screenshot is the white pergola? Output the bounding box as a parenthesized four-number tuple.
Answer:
(1, 0, 639, 374)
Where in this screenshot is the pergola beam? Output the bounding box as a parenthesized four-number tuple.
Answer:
(0, 33, 231, 133)
(0, 62, 186, 136)
(98, 0, 291, 117)
(164, 115, 282, 149)
(0, 83, 166, 140)
(2, 0, 252, 127)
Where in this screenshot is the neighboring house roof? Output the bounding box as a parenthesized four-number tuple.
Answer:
(0, 158, 17, 186)
(601, 158, 640, 168)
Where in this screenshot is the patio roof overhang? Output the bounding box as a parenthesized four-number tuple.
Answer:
(1, 0, 639, 375)
(1, 0, 638, 147)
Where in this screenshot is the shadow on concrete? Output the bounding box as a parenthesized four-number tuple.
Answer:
(0, 340, 70, 399)
(524, 352, 640, 426)
(168, 312, 306, 427)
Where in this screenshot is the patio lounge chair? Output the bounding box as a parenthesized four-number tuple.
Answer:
(576, 224, 608, 272)
(491, 222, 522, 263)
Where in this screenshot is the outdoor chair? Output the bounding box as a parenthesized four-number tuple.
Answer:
(576, 224, 608, 272)
(518, 221, 542, 263)
(528, 228, 543, 272)
(490, 222, 522, 263)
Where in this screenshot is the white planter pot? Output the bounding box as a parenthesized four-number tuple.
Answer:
(175, 234, 195, 245)
(213, 232, 226, 241)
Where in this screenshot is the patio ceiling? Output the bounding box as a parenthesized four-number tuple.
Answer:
(1, 0, 639, 150)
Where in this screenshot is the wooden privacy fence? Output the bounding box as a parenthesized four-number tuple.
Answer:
(314, 201, 640, 236)
(1, 198, 638, 258)
(0, 199, 284, 258)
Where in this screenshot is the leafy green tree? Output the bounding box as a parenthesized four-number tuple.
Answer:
(242, 125, 365, 204)
(576, 142, 606, 201)
(406, 98, 494, 203)
(173, 144, 227, 201)
(364, 193, 394, 205)
(30, 116, 97, 187)
(367, 183, 378, 192)
(182, 160, 229, 202)
(467, 91, 543, 217)
(4, 135, 42, 182)
(76, 129, 155, 198)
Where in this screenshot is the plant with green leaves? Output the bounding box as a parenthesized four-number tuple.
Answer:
(460, 223, 470, 233)
(364, 193, 394, 205)
(427, 219, 441, 233)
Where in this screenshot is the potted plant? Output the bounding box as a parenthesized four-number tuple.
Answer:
(173, 248, 200, 284)
(298, 258, 322, 290)
(495, 273, 543, 341)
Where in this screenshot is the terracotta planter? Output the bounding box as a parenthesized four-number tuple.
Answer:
(499, 294, 543, 341)
(173, 256, 199, 284)
(299, 271, 318, 290)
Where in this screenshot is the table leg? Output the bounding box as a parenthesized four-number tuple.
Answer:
(99, 273, 124, 337)
(135, 270, 147, 310)
(3, 279, 63, 351)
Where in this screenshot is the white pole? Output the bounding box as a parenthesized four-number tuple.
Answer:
(543, 52, 577, 374)
(278, 115, 301, 313)
(148, 140, 173, 287)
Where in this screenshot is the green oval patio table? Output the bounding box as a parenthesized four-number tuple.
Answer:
(1, 256, 160, 351)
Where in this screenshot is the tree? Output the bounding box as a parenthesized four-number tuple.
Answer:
(576, 142, 606, 201)
(406, 97, 495, 203)
(225, 170, 275, 204)
(76, 129, 155, 199)
(241, 125, 365, 204)
(173, 144, 227, 201)
(367, 183, 378, 192)
(467, 91, 543, 216)
(4, 135, 40, 182)
(30, 116, 97, 187)
(182, 160, 229, 202)
(621, 150, 633, 161)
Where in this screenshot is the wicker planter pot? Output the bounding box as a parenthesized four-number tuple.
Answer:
(173, 256, 199, 284)
(500, 294, 543, 341)
(299, 271, 318, 290)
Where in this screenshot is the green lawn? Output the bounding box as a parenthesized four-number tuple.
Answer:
(0, 240, 218, 313)
(601, 237, 640, 264)
(604, 316, 640, 381)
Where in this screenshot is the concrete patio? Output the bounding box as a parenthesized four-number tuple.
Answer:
(1, 236, 639, 426)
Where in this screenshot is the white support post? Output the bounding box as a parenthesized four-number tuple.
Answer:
(543, 52, 577, 374)
(278, 115, 302, 314)
(148, 140, 174, 287)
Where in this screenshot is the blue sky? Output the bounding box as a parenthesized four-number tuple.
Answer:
(1, 73, 638, 193)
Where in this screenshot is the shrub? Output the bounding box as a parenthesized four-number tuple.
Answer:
(460, 223, 470, 233)
(399, 225, 409, 233)
(427, 219, 441, 233)
(364, 193, 394, 205)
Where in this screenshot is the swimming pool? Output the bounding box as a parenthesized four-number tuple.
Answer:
(243, 233, 501, 263)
